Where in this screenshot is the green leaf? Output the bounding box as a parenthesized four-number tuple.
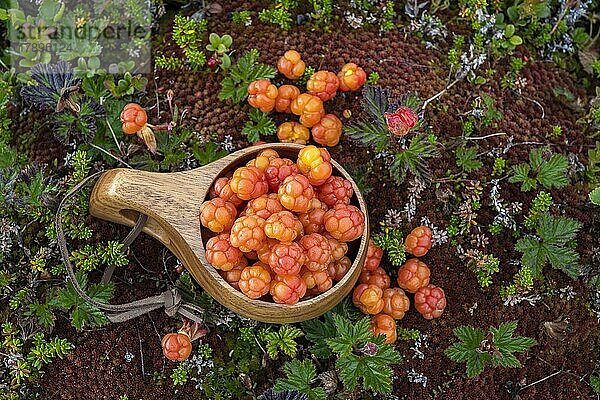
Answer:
(537, 213, 582, 245)
(302, 316, 336, 359)
(509, 35, 523, 46)
(274, 360, 327, 400)
(242, 108, 276, 143)
(456, 147, 483, 172)
(505, 24, 515, 38)
(590, 187, 600, 205)
(192, 141, 228, 166)
(465, 353, 488, 377)
(537, 154, 568, 189)
(219, 49, 276, 103)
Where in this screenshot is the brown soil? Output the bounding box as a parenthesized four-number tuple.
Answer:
(36, 2, 599, 399)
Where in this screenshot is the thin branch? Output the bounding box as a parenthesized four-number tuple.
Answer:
(421, 77, 461, 114)
(521, 369, 563, 391)
(104, 116, 124, 155)
(464, 132, 507, 140)
(520, 94, 545, 119)
(89, 143, 133, 169)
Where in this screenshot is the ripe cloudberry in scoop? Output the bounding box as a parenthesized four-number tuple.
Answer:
(414, 284, 446, 320)
(248, 79, 278, 112)
(352, 283, 384, 315)
(247, 149, 280, 172)
(384, 106, 418, 137)
(363, 239, 383, 271)
(243, 193, 284, 220)
(206, 233, 243, 271)
(230, 215, 267, 252)
(229, 166, 268, 200)
(120, 103, 147, 134)
(317, 176, 353, 207)
(290, 94, 325, 128)
(381, 288, 410, 320)
(239, 264, 272, 299)
(219, 258, 247, 290)
(275, 85, 301, 113)
(268, 241, 306, 275)
(324, 204, 365, 242)
(307, 70, 339, 102)
(299, 233, 332, 272)
(311, 114, 343, 147)
(301, 268, 332, 294)
(264, 211, 303, 242)
(161, 333, 192, 361)
(298, 198, 327, 234)
(277, 50, 305, 80)
(257, 238, 278, 265)
(297, 145, 333, 186)
(327, 256, 351, 281)
(337, 63, 367, 92)
(359, 267, 390, 289)
(265, 157, 300, 192)
(271, 274, 307, 304)
(404, 225, 432, 257)
(211, 177, 243, 206)
(397, 258, 430, 293)
(199, 198, 237, 233)
(325, 234, 348, 261)
(371, 314, 397, 344)
(277, 121, 310, 145)
(278, 174, 315, 213)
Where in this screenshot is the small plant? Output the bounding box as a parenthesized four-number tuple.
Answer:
(491, 157, 506, 177)
(70, 241, 129, 272)
(232, 10, 252, 26)
(372, 225, 407, 266)
(547, 124, 562, 138)
(219, 49, 277, 103)
(509, 147, 568, 192)
(523, 191, 552, 229)
(445, 320, 535, 377)
(397, 327, 420, 341)
(591, 187, 600, 205)
(206, 33, 233, 70)
(455, 146, 482, 172)
(171, 362, 191, 385)
(259, 1, 295, 30)
(192, 141, 228, 166)
(242, 108, 277, 143)
(500, 266, 535, 301)
(379, 1, 397, 31)
(274, 360, 326, 400)
(172, 14, 207, 51)
(366, 71, 380, 85)
(258, 325, 303, 359)
(516, 213, 582, 279)
(465, 251, 500, 288)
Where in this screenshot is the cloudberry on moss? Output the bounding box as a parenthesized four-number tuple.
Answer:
(248, 79, 278, 112)
(239, 264, 272, 299)
(243, 193, 284, 220)
(264, 211, 303, 242)
(277, 121, 310, 145)
(338, 63, 367, 92)
(278, 174, 315, 213)
(275, 85, 301, 113)
(306, 70, 339, 102)
(311, 114, 343, 147)
(230, 215, 267, 252)
(317, 176, 353, 207)
(277, 50, 305, 80)
(206, 233, 243, 271)
(299, 233, 332, 272)
(270, 274, 307, 304)
(199, 198, 237, 233)
(162, 333, 192, 361)
(405, 226, 433, 257)
(359, 267, 390, 289)
(371, 314, 397, 344)
(414, 284, 446, 320)
(229, 166, 269, 200)
(265, 157, 300, 192)
(397, 258, 430, 293)
(290, 94, 325, 128)
(381, 288, 410, 320)
(268, 241, 306, 276)
(352, 284, 384, 315)
(363, 239, 383, 271)
(324, 204, 365, 242)
(297, 146, 333, 186)
(120, 103, 147, 134)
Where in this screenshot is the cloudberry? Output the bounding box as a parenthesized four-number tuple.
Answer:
(290, 94, 325, 128)
(405, 226, 432, 257)
(247, 149, 280, 172)
(211, 177, 243, 206)
(324, 204, 365, 242)
(265, 157, 300, 192)
(229, 166, 269, 200)
(239, 264, 272, 299)
(312, 114, 343, 147)
(317, 176, 353, 207)
(257, 238, 279, 265)
(325, 235, 348, 261)
(352, 284, 384, 315)
(277, 50, 305, 80)
(264, 211, 303, 242)
(306, 70, 339, 102)
(206, 233, 243, 271)
(245, 251, 258, 261)
(120, 103, 147, 134)
(277, 121, 310, 145)
(363, 239, 383, 271)
(414, 284, 446, 320)
(199, 198, 237, 233)
(397, 258, 430, 293)
(230, 215, 267, 252)
(243, 193, 283, 220)
(275, 85, 301, 113)
(301, 268, 332, 294)
(381, 288, 410, 320)
(299, 233, 332, 272)
(297, 146, 333, 186)
(327, 256, 351, 281)
(370, 314, 397, 344)
(270, 274, 307, 304)
(337, 63, 367, 92)
(298, 199, 327, 234)
(278, 174, 315, 213)
(162, 333, 192, 361)
(248, 79, 278, 112)
(219, 258, 248, 290)
(268, 242, 306, 275)
(385, 106, 418, 137)
(359, 267, 390, 289)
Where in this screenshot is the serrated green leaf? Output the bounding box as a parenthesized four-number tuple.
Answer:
(274, 360, 326, 400)
(537, 154, 568, 189)
(453, 325, 485, 349)
(537, 214, 582, 245)
(465, 353, 487, 377)
(590, 187, 600, 205)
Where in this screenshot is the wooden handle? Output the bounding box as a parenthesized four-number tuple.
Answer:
(89, 144, 369, 323)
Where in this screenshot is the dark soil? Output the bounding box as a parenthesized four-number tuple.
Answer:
(36, 2, 599, 399)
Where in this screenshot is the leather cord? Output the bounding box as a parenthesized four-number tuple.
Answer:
(56, 171, 205, 324)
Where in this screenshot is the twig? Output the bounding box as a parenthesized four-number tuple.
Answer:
(520, 94, 545, 119)
(89, 143, 133, 169)
(104, 116, 124, 155)
(464, 132, 507, 140)
(421, 77, 461, 114)
(520, 369, 563, 391)
(136, 322, 146, 377)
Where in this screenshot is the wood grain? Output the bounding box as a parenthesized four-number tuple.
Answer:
(89, 143, 369, 323)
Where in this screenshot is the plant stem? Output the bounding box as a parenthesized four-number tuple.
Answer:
(89, 143, 133, 169)
(422, 78, 461, 113)
(464, 132, 507, 140)
(520, 369, 563, 391)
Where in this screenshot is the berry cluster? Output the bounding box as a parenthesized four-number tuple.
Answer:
(351, 226, 446, 344)
(246, 50, 367, 147)
(200, 147, 365, 305)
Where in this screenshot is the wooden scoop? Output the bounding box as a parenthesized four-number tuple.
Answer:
(89, 143, 369, 323)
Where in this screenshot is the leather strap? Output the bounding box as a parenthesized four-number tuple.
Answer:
(56, 171, 205, 324)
